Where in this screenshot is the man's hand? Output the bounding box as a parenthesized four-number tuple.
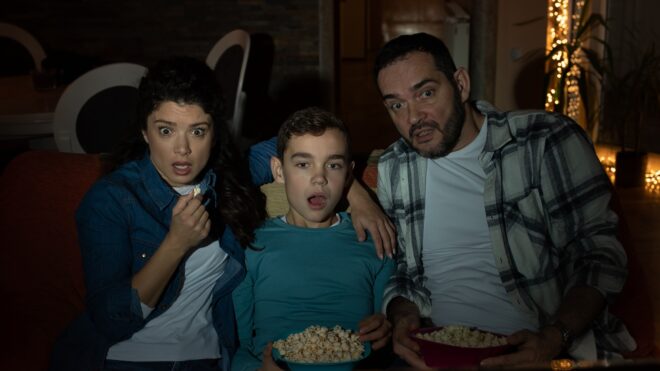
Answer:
(480, 327, 563, 367)
(347, 181, 396, 259)
(358, 313, 392, 350)
(391, 313, 435, 370)
(259, 343, 283, 371)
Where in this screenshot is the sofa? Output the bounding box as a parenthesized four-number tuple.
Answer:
(0, 151, 108, 370)
(0, 150, 656, 371)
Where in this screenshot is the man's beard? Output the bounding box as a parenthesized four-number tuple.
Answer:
(407, 90, 466, 159)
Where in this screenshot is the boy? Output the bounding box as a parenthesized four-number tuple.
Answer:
(231, 107, 394, 371)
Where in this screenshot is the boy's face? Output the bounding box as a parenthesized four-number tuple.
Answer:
(271, 128, 354, 228)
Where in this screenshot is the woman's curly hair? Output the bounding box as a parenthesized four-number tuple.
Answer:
(111, 56, 266, 246)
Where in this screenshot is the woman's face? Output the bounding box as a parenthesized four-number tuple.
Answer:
(142, 101, 214, 187)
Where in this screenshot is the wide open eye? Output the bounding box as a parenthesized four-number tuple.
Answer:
(158, 127, 173, 136)
(389, 101, 404, 111)
(420, 89, 435, 98)
(191, 127, 207, 137)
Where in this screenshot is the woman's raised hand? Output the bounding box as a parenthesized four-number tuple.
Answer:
(168, 192, 211, 252)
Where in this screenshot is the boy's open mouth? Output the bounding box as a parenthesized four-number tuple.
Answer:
(308, 194, 327, 209)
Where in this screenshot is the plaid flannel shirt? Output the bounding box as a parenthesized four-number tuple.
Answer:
(377, 101, 636, 358)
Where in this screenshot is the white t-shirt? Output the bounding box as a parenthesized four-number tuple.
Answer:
(422, 119, 538, 335)
(107, 184, 228, 361)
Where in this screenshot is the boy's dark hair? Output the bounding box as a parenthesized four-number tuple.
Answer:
(276, 107, 351, 161)
(373, 32, 457, 85)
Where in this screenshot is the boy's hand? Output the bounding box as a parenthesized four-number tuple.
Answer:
(358, 313, 392, 350)
(259, 343, 283, 371)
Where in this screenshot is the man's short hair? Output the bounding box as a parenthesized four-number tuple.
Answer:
(373, 33, 458, 85)
(276, 107, 351, 161)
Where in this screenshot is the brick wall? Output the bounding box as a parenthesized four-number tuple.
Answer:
(4, 0, 323, 139)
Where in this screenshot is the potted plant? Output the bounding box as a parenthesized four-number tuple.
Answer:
(604, 43, 660, 187)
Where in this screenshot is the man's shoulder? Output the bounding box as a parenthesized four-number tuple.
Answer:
(476, 100, 572, 129)
(379, 139, 405, 159)
(378, 139, 418, 167)
(485, 108, 584, 148)
(496, 107, 577, 133)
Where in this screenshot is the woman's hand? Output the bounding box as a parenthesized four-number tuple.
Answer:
(347, 181, 396, 259)
(167, 192, 211, 253)
(259, 343, 283, 371)
(132, 192, 211, 306)
(358, 313, 392, 350)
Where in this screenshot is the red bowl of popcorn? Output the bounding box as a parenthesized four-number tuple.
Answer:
(410, 325, 513, 369)
(272, 325, 371, 371)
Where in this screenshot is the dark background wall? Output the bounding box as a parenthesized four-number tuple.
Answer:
(3, 0, 319, 78)
(3, 0, 323, 140)
(5, 0, 660, 152)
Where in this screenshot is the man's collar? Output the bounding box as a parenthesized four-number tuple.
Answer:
(474, 100, 514, 153)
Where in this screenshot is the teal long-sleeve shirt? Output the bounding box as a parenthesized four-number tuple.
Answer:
(231, 213, 394, 371)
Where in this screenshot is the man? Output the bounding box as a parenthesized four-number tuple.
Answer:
(374, 33, 636, 368)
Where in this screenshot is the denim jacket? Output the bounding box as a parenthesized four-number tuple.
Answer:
(50, 138, 275, 371)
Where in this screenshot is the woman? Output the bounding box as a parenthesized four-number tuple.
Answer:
(51, 57, 394, 371)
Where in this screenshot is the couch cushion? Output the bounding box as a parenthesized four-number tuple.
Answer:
(260, 182, 289, 217)
(0, 150, 106, 370)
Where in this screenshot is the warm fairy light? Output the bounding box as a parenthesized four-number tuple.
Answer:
(545, 0, 586, 122)
(551, 359, 575, 370)
(646, 170, 660, 191)
(545, 0, 569, 112)
(599, 157, 660, 192)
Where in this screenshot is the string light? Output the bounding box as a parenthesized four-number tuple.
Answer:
(551, 359, 575, 371)
(545, 0, 586, 123)
(646, 170, 660, 192)
(599, 157, 660, 192)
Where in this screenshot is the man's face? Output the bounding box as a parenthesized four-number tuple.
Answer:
(377, 51, 467, 158)
(270, 128, 354, 228)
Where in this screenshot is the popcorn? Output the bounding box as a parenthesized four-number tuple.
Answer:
(416, 325, 507, 348)
(193, 185, 202, 197)
(273, 325, 365, 363)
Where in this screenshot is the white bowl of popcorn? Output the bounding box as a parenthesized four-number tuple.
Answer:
(272, 325, 371, 371)
(410, 325, 512, 368)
